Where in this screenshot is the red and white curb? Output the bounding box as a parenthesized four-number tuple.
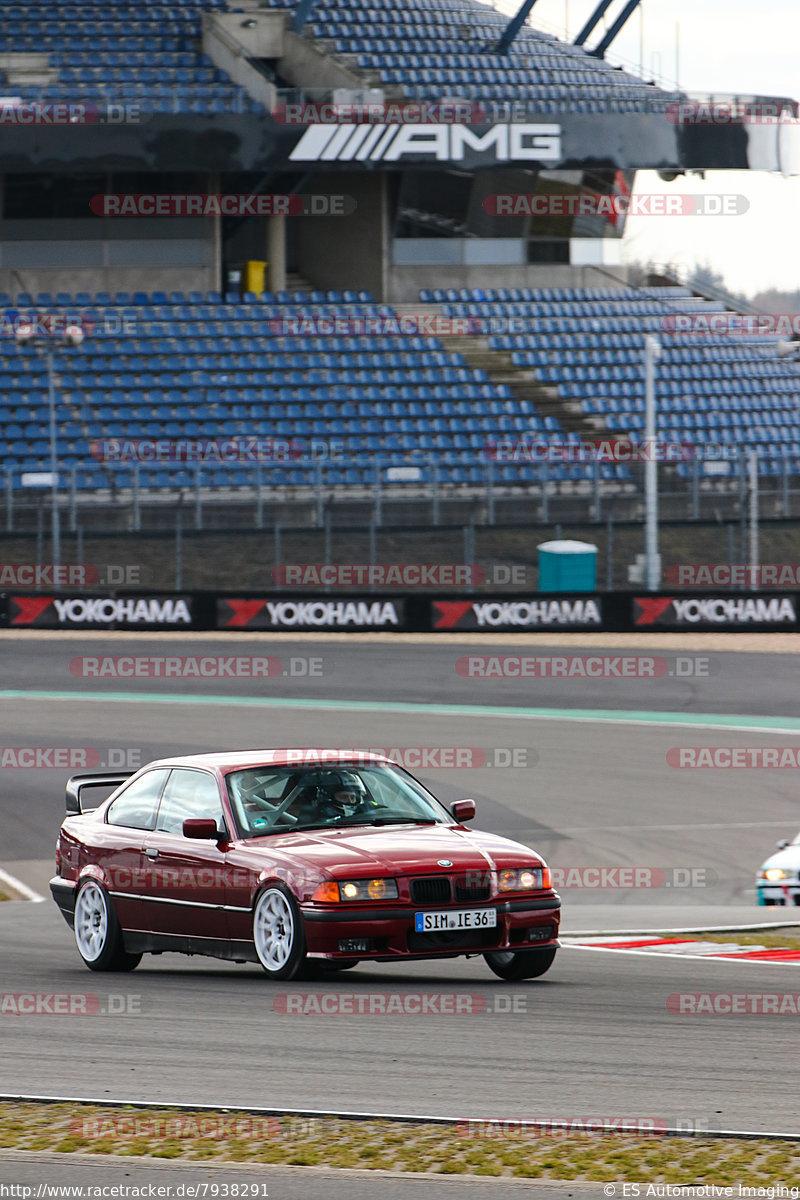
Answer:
(562, 934, 800, 963)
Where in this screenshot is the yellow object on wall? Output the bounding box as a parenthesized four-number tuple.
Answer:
(243, 260, 267, 295)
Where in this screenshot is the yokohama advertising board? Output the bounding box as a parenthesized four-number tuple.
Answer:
(3, 594, 196, 629)
(217, 597, 406, 631)
(632, 594, 798, 629)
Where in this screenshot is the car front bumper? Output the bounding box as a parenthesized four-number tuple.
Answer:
(300, 894, 562, 960)
(757, 882, 800, 906)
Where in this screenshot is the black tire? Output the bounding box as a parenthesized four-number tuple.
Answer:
(74, 880, 142, 972)
(253, 883, 308, 980)
(484, 947, 557, 981)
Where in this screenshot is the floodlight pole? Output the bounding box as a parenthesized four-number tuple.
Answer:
(748, 449, 759, 592)
(644, 336, 661, 590)
(45, 344, 61, 568)
(17, 333, 64, 568)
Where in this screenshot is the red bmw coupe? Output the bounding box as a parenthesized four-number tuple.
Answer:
(50, 751, 561, 981)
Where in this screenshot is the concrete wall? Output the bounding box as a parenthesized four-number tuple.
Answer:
(0, 217, 217, 298)
(0, 268, 216, 299)
(202, 13, 280, 109)
(296, 173, 388, 298)
(278, 30, 366, 92)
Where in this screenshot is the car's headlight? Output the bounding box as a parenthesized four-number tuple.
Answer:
(762, 867, 792, 882)
(312, 878, 399, 902)
(498, 867, 550, 892)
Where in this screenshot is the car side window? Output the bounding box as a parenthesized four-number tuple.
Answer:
(155, 769, 224, 836)
(106, 769, 170, 831)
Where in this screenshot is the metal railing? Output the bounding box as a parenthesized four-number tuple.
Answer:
(4, 450, 800, 537)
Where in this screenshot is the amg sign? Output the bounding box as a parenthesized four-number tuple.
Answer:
(289, 123, 562, 165)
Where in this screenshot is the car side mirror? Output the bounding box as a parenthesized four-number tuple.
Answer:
(183, 818, 220, 840)
(452, 799, 476, 823)
(776, 839, 790, 850)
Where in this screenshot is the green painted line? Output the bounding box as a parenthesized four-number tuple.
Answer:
(0, 689, 799, 733)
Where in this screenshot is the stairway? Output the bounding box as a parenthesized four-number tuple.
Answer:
(283, 272, 315, 295)
(401, 306, 603, 439)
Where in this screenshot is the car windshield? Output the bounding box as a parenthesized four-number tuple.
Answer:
(226, 762, 451, 838)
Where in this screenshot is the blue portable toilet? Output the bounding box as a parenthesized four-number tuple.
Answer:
(537, 540, 598, 592)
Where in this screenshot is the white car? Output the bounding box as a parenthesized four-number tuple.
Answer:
(756, 834, 800, 906)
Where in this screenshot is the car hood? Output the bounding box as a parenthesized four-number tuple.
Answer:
(759, 845, 800, 873)
(237, 823, 544, 877)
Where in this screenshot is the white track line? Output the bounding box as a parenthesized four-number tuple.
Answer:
(0, 866, 45, 903)
(563, 921, 800, 936)
(562, 943, 800, 965)
(0, 1094, 797, 1141)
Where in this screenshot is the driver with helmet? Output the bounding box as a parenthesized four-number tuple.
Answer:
(292, 769, 375, 824)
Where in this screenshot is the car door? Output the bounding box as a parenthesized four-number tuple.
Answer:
(141, 768, 230, 941)
(102, 768, 171, 932)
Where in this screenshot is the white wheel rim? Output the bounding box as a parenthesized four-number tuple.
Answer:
(490, 951, 515, 966)
(254, 890, 295, 972)
(75, 882, 108, 962)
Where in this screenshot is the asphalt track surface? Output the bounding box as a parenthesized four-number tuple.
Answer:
(1, 634, 800, 1191)
(2, 633, 800, 715)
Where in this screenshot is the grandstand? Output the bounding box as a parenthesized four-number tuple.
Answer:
(2, 284, 798, 497)
(266, 0, 680, 113)
(0, 0, 261, 114)
(0, 0, 798, 522)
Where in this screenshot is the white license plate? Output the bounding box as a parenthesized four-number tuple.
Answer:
(414, 908, 497, 932)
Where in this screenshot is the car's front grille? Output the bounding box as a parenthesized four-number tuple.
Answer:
(454, 882, 492, 903)
(409, 876, 451, 904)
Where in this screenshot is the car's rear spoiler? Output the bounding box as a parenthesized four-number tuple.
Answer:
(65, 773, 133, 815)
